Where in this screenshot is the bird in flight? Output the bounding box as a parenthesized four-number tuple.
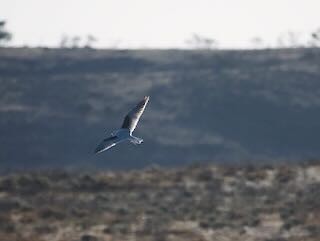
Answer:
(95, 96, 149, 154)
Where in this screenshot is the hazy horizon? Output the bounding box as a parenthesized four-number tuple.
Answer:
(1, 0, 320, 49)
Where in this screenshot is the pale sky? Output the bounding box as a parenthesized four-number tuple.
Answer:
(1, 0, 320, 49)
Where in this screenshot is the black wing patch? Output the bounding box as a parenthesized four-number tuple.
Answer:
(120, 96, 149, 132)
(121, 115, 132, 129)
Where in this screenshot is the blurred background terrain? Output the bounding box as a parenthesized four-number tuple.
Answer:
(0, 47, 320, 169)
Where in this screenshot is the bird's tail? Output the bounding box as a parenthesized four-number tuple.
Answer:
(129, 136, 143, 145)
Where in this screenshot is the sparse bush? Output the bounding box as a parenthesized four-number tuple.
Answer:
(195, 169, 214, 182)
(103, 226, 112, 234)
(282, 218, 302, 230)
(19, 212, 37, 224)
(310, 28, 320, 47)
(242, 216, 260, 227)
(0, 20, 12, 45)
(73, 174, 108, 191)
(0, 199, 21, 212)
(81, 234, 99, 241)
(38, 207, 66, 220)
(186, 33, 218, 49)
(265, 238, 287, 241)
(275, 167, 296, 183)
(0, 215, 15, 233)
(70, 207, 89, 218)
(116, 206, 130, 216)
(280, 206, 295, 220)
(306, 225, 320, 236)
(199, 220, 210, 229)
(300, 183, 320, 210)
(15, 175, 50, 194)
(220, 167, 238, 177)
(245, 167, 267, 181)
(210, 221, 227, 229)
(0, 177, 18, 192)
(34, 224, 57, 234)
(109, 222, 131, 234)
(85, 34, 98, 48)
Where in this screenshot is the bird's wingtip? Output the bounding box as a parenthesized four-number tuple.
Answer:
(94, 144, 105, 154)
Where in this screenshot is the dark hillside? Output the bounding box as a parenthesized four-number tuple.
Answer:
(0, 48, 320, 169)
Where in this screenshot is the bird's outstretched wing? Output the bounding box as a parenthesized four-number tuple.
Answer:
(94, 136, 118, 154)
(121, 96, 149, 133)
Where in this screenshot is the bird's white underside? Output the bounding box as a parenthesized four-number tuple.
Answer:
(96, 129, 143, 153)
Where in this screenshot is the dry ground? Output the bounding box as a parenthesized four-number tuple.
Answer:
(0, 162, 319, 241)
